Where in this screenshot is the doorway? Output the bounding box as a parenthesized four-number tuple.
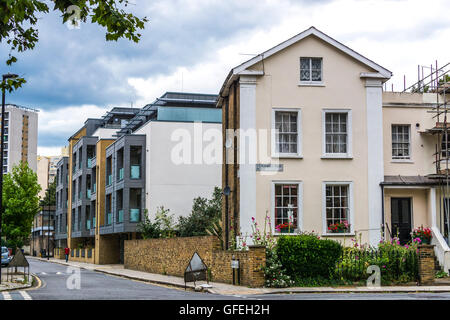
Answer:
(391, 198, 412, 245)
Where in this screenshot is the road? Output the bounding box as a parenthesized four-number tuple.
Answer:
(1, 259, 450, 300)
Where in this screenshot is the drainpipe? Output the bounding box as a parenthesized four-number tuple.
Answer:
(381, 184, 385, 239)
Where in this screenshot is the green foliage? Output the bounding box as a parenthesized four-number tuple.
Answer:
(335, 238, 419, 284)
(436, 270, 448, 278)
(40, 179, 56, 206)
(137, 207, 176, 239)
(2, 161, 41, 249)
(177, 186, 222, 237)
(263, 248, 293, 288)
(0, 0, 148, 91)
(137, 209, 160, 239)
(277, 234, 343, 281)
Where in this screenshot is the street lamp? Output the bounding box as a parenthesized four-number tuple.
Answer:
(0, 73, 19, 284)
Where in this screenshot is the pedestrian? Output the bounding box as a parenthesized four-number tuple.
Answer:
(64, 247, 70, 262)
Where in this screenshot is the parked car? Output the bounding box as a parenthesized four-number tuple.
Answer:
(1, 247, 11, 266)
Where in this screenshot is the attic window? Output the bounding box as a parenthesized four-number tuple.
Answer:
(300, 57, 322, 82)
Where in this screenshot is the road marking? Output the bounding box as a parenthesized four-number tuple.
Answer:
(2, 292, 12, 300)
(19, 291, 32, 300)
(56, 272, 63, 275)
(41, 272, 47, 275)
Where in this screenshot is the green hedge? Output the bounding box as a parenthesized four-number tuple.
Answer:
(277, 235, 343, 280)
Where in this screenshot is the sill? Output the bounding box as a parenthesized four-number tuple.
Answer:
(298, 81, 325, 87)
(321, 155, 353, 159)
(391, 159, 413, 163)
(272, 154, 303, 159)
(322, 233, 355, 237)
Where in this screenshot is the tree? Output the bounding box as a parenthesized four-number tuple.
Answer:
(177, 187, 222, 237)
(2, 161, 41, 249)
(40, 179, 56, 206)
(0, 0, 148, 92)
(137, 207, 177, 239)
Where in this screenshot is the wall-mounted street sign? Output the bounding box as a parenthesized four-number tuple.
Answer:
(184, 252, 209, 290)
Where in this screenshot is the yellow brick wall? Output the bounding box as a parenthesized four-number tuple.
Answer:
(124, 236, 266, 287)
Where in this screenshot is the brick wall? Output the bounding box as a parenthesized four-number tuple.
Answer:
(418, 244, 435, 285)
(124, 236, 266, 287)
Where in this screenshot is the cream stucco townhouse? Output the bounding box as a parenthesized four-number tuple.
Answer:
(217, 26, 450, 272)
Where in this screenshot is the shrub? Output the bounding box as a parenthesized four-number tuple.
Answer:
(277, 234, 343, 281)
(177, 187, 222, 237)
(263, 248, 293, 288)
(336, 237, 419, 284)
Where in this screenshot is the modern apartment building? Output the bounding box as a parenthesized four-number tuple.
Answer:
(54, 156, 69, 249)
(56, 92, 221, 264)
(217, 27, 450, 271)
(1, 104, 38, 174)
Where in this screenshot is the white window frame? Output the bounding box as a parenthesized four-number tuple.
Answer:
(299, 57, 323, 85)
(322, 109, 352, 159)
(322, 181, 354, 236)
(391, 124, 411, 161)
(271, 108, 302, 158)
(271, 181, 303, 235)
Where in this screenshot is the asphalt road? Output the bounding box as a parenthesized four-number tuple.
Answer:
(2, 259, 450, 300)
(21, 259, 239, 300)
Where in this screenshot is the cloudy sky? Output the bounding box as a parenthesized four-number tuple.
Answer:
(2, 0, 450, 156)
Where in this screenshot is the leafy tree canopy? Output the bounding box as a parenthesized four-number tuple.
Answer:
(177, 186, 222, 237)
(40, 179, 56, 206)
(2, 161, 41, 249)
(0, 0, 148, 92)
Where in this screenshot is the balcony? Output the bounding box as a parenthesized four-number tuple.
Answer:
(119, 167, 124, 181)
(87, 158, 95, 169)
(107, 175, 112, 186)
(130, 208, 140, 222)
(118, 209, 124, 223)
(130, 165, 140, 179)
(106, 213, 112, 225)
(86, 189, 91, 200)
(86, 219, 91, 230)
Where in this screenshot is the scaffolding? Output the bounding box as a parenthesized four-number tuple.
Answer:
(415, 62, 450, 244)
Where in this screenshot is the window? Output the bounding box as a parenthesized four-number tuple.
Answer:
(323, 182, 353, 234)
(323, 111, 351, 157)
(300, 57, 322, 82)
(273, 182, 302, 233)
(392, 125, 410, 159)
(272, 109, 301, 157)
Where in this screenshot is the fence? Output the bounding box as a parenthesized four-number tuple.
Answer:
(335, 247, 419, 283)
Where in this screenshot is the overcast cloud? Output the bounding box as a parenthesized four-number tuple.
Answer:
(1, 0, 449, 155)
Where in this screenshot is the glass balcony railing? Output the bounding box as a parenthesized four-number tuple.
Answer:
(93, 217, 96, 228)
(118, 209, 124, 223)
(130, 165, 140, 179)
(119, 168, 124, 180)
(107, 175, 112, 186)
(79, 192, 82, 200)
(107, 213, 112, 225)
(87, 189, 91, 199)
(130, 208, 140, 222)
(87, 158, 94, 169)
(86, 219, 91, 230)
(93, 183, 96, 194)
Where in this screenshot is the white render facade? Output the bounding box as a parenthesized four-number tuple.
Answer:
(218, 26, 450, 274)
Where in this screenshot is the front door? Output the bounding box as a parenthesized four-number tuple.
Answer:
(391, 198, 412, 245)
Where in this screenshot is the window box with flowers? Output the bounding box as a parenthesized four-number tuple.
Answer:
(328, 221, 350, 234)
(412, 226, 432, 245)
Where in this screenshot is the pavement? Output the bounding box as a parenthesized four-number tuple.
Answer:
(28, 256, 450, 295)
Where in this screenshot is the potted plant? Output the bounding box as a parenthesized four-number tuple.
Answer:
(412, 226, 432, 245)
(328, 221, 350, 234)
(275, 222, 295, 234)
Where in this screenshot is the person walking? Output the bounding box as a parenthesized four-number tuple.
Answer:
(64, 247, 70, 262)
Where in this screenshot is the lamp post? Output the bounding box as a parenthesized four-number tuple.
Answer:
(0, 73, 18, 284)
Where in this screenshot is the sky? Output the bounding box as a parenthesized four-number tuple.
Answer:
(2, 0, 450, 156)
